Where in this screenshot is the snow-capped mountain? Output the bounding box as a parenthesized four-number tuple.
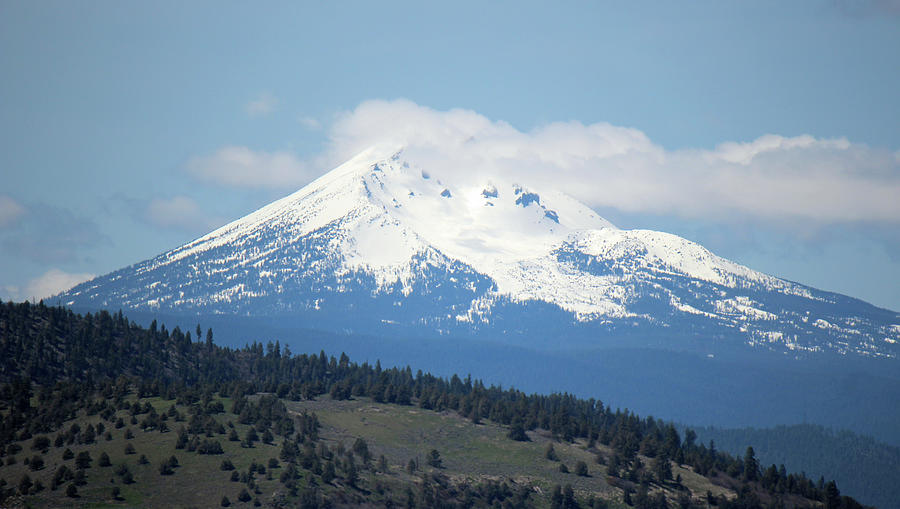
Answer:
(60, 147, 900, 358)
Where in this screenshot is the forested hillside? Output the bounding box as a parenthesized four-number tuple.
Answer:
(0, 301, 871, 508)
(691, 424, 900, 509)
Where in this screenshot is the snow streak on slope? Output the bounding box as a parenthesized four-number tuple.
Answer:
(61, 147, 900, 358)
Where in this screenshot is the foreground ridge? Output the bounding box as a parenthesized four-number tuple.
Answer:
(0, 301, 874, 508)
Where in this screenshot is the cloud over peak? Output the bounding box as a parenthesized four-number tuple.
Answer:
(192, 99, 900, 226)
(326, 100, 900, 224)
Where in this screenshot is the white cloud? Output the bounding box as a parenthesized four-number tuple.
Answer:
(0, 195, 25, 228)
(298, 115, 321, 130)
(189, 99, 900, 225)
(19, 268, 95, 301)
(145, 196, 222, 232)
(321, 99, 900, 225)
(245, 92, 278, 116)
(186, 146, 319, 190)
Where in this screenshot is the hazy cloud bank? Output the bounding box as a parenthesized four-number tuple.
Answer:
(186, 146, 320, 190)
(0, 196, 25, 228)
(245, 92, 278, 117)
(190, 99, 900, 227)
(144, 195, 223, 233)
(0, 204, 107, 263)
(3, 268, 94, 302)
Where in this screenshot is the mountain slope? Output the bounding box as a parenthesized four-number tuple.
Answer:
(60, 147, 899, 359)
(0, 302, 869, 509)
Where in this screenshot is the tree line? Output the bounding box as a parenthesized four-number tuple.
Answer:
(0, 300, 870, 508)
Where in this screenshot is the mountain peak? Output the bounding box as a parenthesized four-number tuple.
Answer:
(60, 149, 900, 359)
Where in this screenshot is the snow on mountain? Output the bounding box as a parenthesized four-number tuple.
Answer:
(60, 146, 900, 358)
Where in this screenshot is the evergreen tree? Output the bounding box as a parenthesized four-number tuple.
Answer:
(427, 449, 442, 468)
(75, 451, 92, 469)
(18, 474, 33, 495)
(824, 480, 841, 509)
(563, 484, 578, 509)
(508, 422, 529, 441)
(346, 460, 359, 487)
(545, 443, 559, 461)
(550, 484, 563, 509)
(652, 452, 672, 482)
(322, 461, 336, 483)
(743, 446, 759, 482)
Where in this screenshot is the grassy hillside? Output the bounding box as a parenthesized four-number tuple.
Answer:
(0, 390, 815, 509)
(0, 301, 871, 508)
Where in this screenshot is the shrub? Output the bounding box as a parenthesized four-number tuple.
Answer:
(31, 436, 50, 452)
(29, 455, 44, 471)
(426, 449, 442, 468)
(575, 461, 589, 477)
(545, 444, 559, 461)
(75, 451, 92, 469)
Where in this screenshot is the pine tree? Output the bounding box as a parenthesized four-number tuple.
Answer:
(508, 422, 529, 441)
(545, 443, 559, 461)
(550, 484, 563, 509)
(824, 481, 841, 509)
(346, 460, 358, 487)
(653, 452, 672, 482)
(322, 461, 336, 483)
(743, 446, 759, 482)
(563, 484, 577, 509)
(18, 474, 33, 495)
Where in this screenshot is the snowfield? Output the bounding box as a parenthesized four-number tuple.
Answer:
(61, 147, 900, 358)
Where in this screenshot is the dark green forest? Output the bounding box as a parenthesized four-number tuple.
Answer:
(0, 301, 873, 508)
(690, 424, 899, 509)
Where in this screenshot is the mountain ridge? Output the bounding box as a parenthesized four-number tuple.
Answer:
(59, 147, 900, 359)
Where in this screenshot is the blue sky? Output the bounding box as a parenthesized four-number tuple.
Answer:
(1, 0, 899, 310)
